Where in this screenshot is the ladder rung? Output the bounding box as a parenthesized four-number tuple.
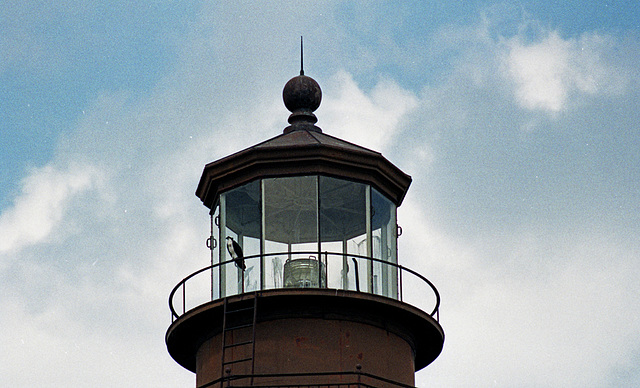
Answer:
(223, 340, 253, 349)
(226, 306, 255, 314)
(225, 323, 253, 331)
(222, 357, 252, 365)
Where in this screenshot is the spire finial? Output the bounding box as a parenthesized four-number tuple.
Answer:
(300, 36, 304, 76)
(282, 38, 322, 134)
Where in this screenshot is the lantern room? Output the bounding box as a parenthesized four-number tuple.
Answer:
(212, 174, 401, 297)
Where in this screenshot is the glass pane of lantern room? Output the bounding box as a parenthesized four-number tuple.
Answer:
(371, 188, 398, 299)
(220, 180, 261, 296)
(319, 176, 366, 291)
(263, 176, 318, 289)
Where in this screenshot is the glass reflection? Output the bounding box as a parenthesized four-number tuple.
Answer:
(372, 188, 397, 298)
(220, 180, 261, 296)
(263, 176, 320, 288)
(319, 176, 366, 291)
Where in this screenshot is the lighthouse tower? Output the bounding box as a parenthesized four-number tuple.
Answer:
(166, 69, 444, 387)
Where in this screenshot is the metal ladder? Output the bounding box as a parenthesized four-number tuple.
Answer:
(220, 293, 258, 387)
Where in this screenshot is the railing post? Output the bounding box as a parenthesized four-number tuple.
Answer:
(318, 255, 322, 289)
(399, 269, 403, 302)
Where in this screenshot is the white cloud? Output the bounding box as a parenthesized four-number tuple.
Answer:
(407, 206, 640, 387)
(503, 31, 629, 113)
(0, 281, 193, 387)
(505, 32, 571, 112)
(0, 163, 103, 254)
(321, 70, 419, 152)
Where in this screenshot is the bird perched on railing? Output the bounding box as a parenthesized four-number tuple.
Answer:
(226, 236, 246, 271)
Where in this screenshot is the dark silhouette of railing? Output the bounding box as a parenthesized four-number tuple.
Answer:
(197, 369, 416, 388)
(169, 251, 440, 323)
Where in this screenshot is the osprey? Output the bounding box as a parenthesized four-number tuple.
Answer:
(226, 237, 246, 271)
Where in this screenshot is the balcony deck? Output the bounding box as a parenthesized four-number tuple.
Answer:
(167, 253, 443, 376)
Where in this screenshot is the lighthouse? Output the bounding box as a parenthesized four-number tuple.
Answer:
(166, 67, 444, 387)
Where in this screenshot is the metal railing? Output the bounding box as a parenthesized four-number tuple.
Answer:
(169, 252, 440, 323)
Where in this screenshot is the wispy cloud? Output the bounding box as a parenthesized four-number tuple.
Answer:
(0, 163, 103, 254)
(503, 31, 631, 113)
(321, 70, 419, 152)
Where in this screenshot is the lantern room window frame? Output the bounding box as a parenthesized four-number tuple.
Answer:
(212, 175, 398, 300)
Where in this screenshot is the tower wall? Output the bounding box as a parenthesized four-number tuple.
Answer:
(196, 317, 415, 387)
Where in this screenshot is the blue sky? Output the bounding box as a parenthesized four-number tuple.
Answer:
(1, 1, 639, 387)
